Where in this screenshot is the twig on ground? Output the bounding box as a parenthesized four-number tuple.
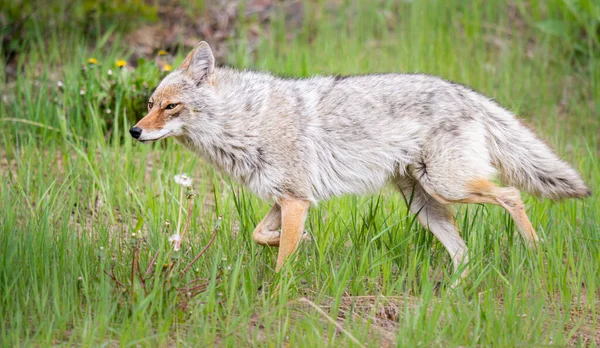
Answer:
(104, 269, 127, 290)
(295, 297, 366, 348)
(181, 230, 218, 279)
(145, 250, 160, 276)
(179, 281, 211, 293)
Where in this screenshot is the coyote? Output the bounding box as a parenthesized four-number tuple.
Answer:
(130, 42, 590, 279)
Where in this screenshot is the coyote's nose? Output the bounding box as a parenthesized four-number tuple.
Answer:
(129, 127, 142, 139)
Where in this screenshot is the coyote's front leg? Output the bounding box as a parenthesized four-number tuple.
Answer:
(253, 203, 311, 248)
(275, 198, 310, 271)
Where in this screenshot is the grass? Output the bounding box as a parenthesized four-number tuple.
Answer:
(1, 0, 599, 346)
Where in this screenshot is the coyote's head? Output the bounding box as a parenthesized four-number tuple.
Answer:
(129, 42, 218, 143)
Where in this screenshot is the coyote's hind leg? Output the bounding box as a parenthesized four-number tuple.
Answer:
(395, 177, 469, 280)
(457, 179, 539, 248)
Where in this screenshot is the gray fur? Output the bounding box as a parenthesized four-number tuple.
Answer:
(133, 43, 590, 277)
(149, 65, 590, 203)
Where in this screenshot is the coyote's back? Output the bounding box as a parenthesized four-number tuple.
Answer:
(282, 73, 591, 202)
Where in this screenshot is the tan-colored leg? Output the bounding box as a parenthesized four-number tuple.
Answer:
(275, 198, 310, 272)
(252, 203, 311, 247)
(458, 179, 539, 248)
(252, 204, 282, 246)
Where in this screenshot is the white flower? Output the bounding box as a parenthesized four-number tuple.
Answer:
(57, 81, 63, 88)
(107, 69, 113, 75)
(174, 174, 193, 186)
(168, 234, 181, 244)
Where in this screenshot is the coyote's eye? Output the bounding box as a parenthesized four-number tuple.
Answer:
(165, 103, 178, 110)
(147, 101, 154, 110)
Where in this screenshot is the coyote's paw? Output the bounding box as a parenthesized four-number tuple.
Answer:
(253, 230, 311, 247)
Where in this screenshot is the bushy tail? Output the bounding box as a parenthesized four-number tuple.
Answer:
(484, 104, 591, 200)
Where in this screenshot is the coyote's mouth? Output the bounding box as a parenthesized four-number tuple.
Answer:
(138, 131, 172, 143)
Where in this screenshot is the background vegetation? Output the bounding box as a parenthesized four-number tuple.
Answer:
(1, 0, 598, 346)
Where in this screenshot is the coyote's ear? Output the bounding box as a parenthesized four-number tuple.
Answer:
(178, 41, 215, 84)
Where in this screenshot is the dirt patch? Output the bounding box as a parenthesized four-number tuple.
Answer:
(124, 0, 304, 64)
(286, 291, 599, 346)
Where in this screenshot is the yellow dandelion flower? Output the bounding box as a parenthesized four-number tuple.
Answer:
(158, 50, 168, 56)
(116, 60, 127, 68)
(163, 64, 172, 72)
(88, 58, 98, 65)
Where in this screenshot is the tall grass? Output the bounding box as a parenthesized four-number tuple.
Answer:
(1, 0, 598, 345)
